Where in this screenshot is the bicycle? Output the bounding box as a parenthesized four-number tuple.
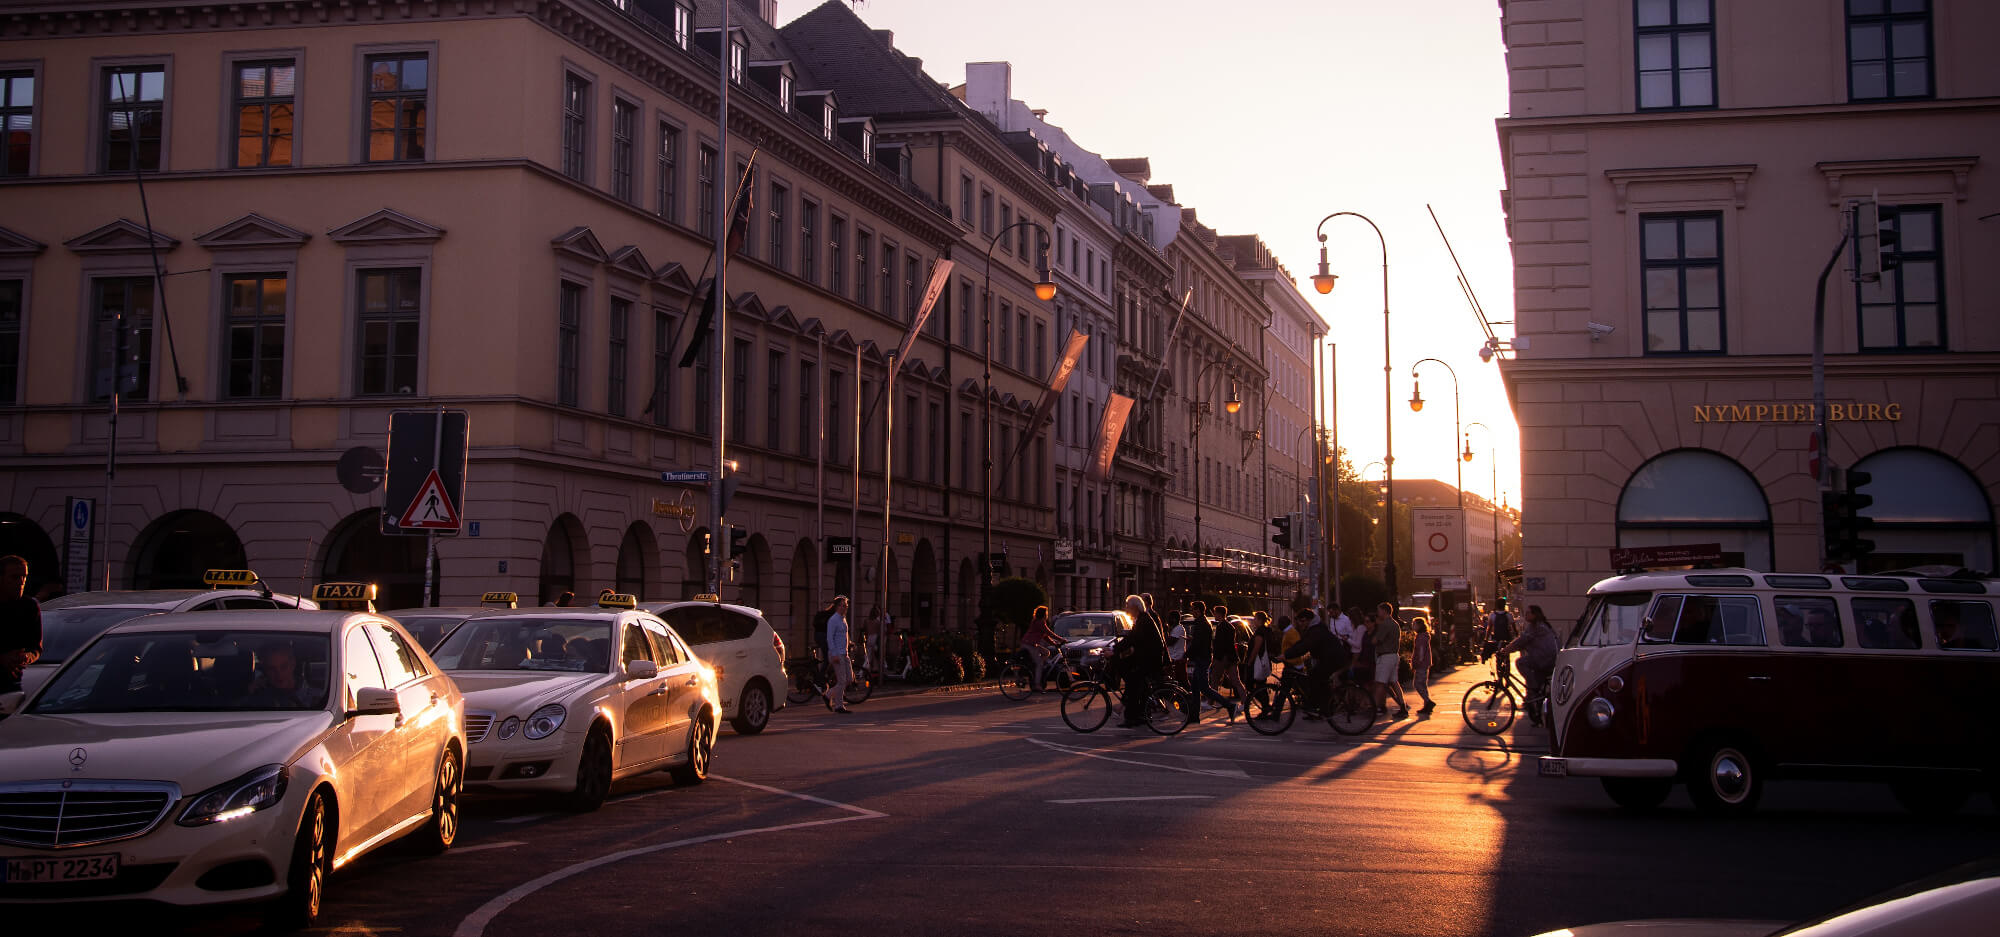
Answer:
(998, 643, 1086, 701)
(1060, 670, 1194, 736)
(1243, 663, 1375, 737)
(1461, 655, 1546, 735)
(785, 650, 872, 710)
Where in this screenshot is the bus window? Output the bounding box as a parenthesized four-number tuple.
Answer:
(1712, 596, 1766, 646)
(1643, 594, 1764, 646)
(1641, 595, 1684, 643)
(1853, 597, 1920, 650)
(1930, 600, 1997, 651)
(1775, 596, 1843, 648)
(1571, 592, 1650, 647)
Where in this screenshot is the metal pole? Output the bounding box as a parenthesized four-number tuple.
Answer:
(881, 354, 895, 652)
(424, 404, 443, 607)
(1329, 341, 1340, 609)
(815, 328, 825, 616)
(102, 310, 120, 590)
(1813, 226, 1849, 567)
(706, 0, 732, 599)
(852, 342, 861, 598)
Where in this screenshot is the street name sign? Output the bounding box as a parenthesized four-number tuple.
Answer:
(660, 470, 711, 483)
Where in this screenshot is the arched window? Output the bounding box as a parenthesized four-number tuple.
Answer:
(1617, 449, 1772, 570)
(1851, 448, 1996, 574)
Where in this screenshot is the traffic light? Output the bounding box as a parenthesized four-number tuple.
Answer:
(1852, 201, 1901, 283)
(729, 525, 748, 559)
(1877, 212, 1900, 276)
(1271, 514, 1293, 551)
(1822, 468, 1876, 565)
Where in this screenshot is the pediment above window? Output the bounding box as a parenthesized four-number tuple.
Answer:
(1816, 156, 1976, 204)
(654, 262, 696, 295)
(605, 245, 653, 279)
(548, 225, 609, 262)
(1603, 164, 1756, 212)
(65, 219, 179, 254)
(0, 224, 46, 256)
(329, 209, 446, 245)
(769, 305, 802, 333)
(195, 213, 311, 250)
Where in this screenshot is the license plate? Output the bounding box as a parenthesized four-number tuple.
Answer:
(2, 853, 121, 884)
(1538, 757, 1569, 778)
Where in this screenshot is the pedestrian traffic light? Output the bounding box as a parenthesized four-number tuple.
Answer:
(729, 525, 748, 559)
(1271, 514, 1293, 550)
(1822, 468, 1876, 565)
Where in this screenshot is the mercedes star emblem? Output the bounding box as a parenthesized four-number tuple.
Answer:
(68, 747, 88, 769)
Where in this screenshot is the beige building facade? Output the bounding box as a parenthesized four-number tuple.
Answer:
(1496, 0, 1999, 624)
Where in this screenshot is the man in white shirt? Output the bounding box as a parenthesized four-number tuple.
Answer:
(826, 595, 853, 713)
(1332, 606, 1361, 655)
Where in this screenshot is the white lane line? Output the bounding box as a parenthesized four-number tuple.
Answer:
(1176, 755, 1251, 779)
(1026, 737, 1249, 779)
(495, 813, 551, 825)
(453, 776, 883, 937)
(1046, 795, 1214, 805)
(452, 840, 527, 854)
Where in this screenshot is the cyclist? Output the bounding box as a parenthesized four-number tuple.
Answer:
(1020, 605, 1063, 691)
(1499, 604, 1559, 726)
(1279, 608, 1350, 716)
(1114, 594, 1168, 728)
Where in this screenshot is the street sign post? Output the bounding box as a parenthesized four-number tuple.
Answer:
(382, 408, 469, 609)
(63, 497, 93, 595)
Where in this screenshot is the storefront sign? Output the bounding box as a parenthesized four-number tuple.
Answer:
(1691, 402, 1901, 424)
(1610, 543, 1723, 571)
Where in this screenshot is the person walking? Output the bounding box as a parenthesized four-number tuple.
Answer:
(1210, 610, 1247, 721)
(0, 555, 42, 694)
(1249, 612, 1275, 686)
(1371, 602, 1410, 720)
(1409, 616, 1436, 715)
(1117, 594, 1167, 728)
(825, 596, 854, 713)
(1184, 602, 1228, 721)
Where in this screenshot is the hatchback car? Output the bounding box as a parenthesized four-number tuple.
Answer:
(0, 610, 464, 931)
(643, 599, 787, 735)
(426, 599, 721, 811)
(1054, 610, 1132, 672)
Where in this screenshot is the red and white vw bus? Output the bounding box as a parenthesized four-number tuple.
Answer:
(1538, 568, 1998, 815)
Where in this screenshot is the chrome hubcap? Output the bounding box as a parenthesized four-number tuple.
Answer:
(1713, 752, 1748, 800)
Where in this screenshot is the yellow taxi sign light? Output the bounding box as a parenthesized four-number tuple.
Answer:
(597, 593, 638, 610)
(691, 593, 722, 603)
(480, 591, 519, 609)
(203, 569, 260, 588)
(312, 581, 378, 611)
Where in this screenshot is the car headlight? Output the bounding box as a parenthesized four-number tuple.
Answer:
(524, 704, 567, 739)
(1586, 697, 1615, 729)
(179, 764, 289, 826)
(498, 716, 521, 739)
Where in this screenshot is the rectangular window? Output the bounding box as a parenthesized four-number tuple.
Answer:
(557, 282, 583, 407)
(232, 60, 295, 168)
(1641, 213, 1724, 354)
(1086, 248, 1096, 286)
(1774, 596, 1844, 648)
(799, 360, 815, 457)
(903, 392, 918, 478)
(223, 273, 286, 398)
(672, 2, 692, 49)
(800, 199, 818, 284)
(1018, 220, 1029, 258)
(927, 401, 942, 483)
(1857, 204, 1944, 351)
(768, 181, 788, 272)
(1848, 0, 1932, 100)
(997, 304, 1011, 369)
(694, 345, 711, 434)
(1640, 594, 1765, 646)
(697, 144, 717, 236)
(0, 279, 18, 403)
(1034, 439, 1045, 506)
(828, 215, 846, 294)
(1636, 0, 1714, 109)
(101, 64, 165, 172)
(0, 71, 33, 176)
(999, 427, 1012, 497)
(960, 411, 974, 488)
(1034, 321, 1047, 378)
(364, 53, 427, 162)
(1853, 596, 1920, 649)
(959, 174, 974, 224)
(904, 252, 920, 321)
(356, 268, 420, 396)
(999, 204, 1012, 254)
(879, 239, 896, 316)
(860, 379, 875, 471)
(960, 281, 975, 348)
(611, 99, 636, 202)
(731, 339, 751, 441)
(855, 230, 872, 307)
(767, 349, 784, 450)
(980, 189, 993, 235)
(1055, 228, 1065, 265)
(562, 73, 589, 181)
(1931, 599, 1997, 651)
(608, 297, 630, 417)
(828, 374, 844, 465)
(656, 122, 680, 221)
(652, 309, 672, 426)
(1017, 311, 1028, 372)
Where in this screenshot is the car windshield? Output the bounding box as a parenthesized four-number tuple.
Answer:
(654, 605, 757, 645)
(30, 630, 332, 714)
(429, 619, 613, 673)
(37, 607, 162, 665)
(1055, 613, 1128, 638)
(391, 615, 475, 652)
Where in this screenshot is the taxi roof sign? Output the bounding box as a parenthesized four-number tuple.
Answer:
(480, 591, 519, 608)
(313, 581, 378, 611)
(597, 593, 638, 609)
(691, 593, 722, 603)
(204, 569, 261, 589)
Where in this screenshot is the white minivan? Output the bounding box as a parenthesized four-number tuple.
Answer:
(643, 600, 787, 734)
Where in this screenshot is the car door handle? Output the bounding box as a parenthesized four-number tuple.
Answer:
(685, 676, 699, 686)
(648, 686, 668, 697)
(1747, 675, 1772, 681)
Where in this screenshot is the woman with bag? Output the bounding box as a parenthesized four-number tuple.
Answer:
(1249, 613, 1275, 685)
(1409, 616, 1436, 715)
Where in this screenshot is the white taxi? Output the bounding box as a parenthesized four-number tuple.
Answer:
(643, 598, 787, 735)
(0, 610, 466, 930)
(425, 595, 721, 811)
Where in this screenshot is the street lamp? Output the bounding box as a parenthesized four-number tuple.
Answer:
(1465, 421, 1501, 607)
(1409, 358, 1462, 510)
(1314, 211, 1395, 601)
(1190, 357, 1236, 600)
(981, 219, 1057, 617)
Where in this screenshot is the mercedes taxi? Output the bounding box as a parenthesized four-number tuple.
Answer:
(0, 609, 465, 930)
(424, 593, 721, 811)
(19, 569, 316, 701)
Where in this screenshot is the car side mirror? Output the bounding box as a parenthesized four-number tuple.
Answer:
(0, 690, 23, 718)
(623, 660, 659, 680)
(345, 687, 401, 719)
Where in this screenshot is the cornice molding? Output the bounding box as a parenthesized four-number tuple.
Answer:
(1603, 163, 1756, 212)
(1816, 156, 1977, 203)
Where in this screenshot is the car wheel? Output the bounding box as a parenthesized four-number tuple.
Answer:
(670, 712, 714, 786)
(414, 747, 461, 854)
(268, 790, 329, 931)
(1687, 740, 1762, 815)
(1890, 779, 1972, 817)
(731, 681, 772, 735)
(565, 727, 614, 812)
(1601, 777, 1673, 811)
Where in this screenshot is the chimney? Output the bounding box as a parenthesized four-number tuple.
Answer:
(964, 61, 1012, 130)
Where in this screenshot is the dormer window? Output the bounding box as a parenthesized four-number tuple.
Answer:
(861, 128, 873, 162)
(673, 3, 692, 49)
(778, 74, 792, 110)
(821, 101, 835, 140)
(729, 39, 745, 84)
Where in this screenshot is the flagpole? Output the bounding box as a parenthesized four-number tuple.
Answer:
(706, 0, 731, 599)
(815, 327, 826, 620)
(881, 353, 895, 655)
(851, 342, 861, 603)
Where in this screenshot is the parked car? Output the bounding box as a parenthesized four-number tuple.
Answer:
(643, 599, 786, 735)
(18, 570, 316, 701)
(426, 596, 721, 811)
(383, 592, 525, 651)
(0, 610, 464, 930)
(1054, 610, 1132, 672)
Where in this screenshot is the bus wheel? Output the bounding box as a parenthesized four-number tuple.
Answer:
(1688, 741, 1762, 815)
(1601, 777, 1672, 811)
(1890, 780, 1971, 818)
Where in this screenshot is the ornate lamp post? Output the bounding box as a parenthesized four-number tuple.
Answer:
(1409, 358, 1463, 509)
(1313, 212, 1395, 601)
(980, 220, 1057, 618)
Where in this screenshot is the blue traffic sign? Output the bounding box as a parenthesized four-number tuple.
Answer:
(660, 470, 711, 483)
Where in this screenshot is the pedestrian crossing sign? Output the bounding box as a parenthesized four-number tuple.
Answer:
(397, 469, 462, 530)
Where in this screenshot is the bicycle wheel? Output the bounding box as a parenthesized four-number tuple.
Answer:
(1061, 682, 1113, 733)
(1244, 684, 1295, 735)
(786, 669, 815, 705)
(844, 671, 874, 705)
(998, 662, 1033, 701)
(1327, 684, 1376, 736)
(1461, 681, 1517, 735)
(1145, 686, 1193, 736)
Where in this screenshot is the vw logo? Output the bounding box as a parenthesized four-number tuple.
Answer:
(68, 747, 88, 769)
(1554, 666, 1575, 706)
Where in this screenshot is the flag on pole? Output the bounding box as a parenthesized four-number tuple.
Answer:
(678, 150, 758, 368)
(995, 328, 1089, 493)
(1087, 393, 1135, 483)
(891, 259, 955, 375)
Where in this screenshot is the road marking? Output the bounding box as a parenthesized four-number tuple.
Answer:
(495, 813, 550, 825)
(1046, 795, 1214, 805)
(1026, 737, 1252, 779)
(451, 840, 526, 854)
(1176, 755, 1250, 779)
(453, 776, 883, 937)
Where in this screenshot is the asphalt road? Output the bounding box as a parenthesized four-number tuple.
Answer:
(33, 665, 1999, 937)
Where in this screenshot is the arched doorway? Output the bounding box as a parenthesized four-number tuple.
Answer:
(539, 514, 586, 606)
(734, 533, 770, 610)
(130, 510, 247, 590)
(0, 513, 60, 597)
(323, 509, 435, 610)
(1617, 449, 1772, 570)
(788, 539, 816, 649)
(616, 522, 656, 599)
(1851, 447, 1996, 573)
(909, 539, 937, 633)
(682, 528, 709, 599)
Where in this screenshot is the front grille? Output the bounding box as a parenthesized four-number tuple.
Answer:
(0, 782, 179, 849)
(465, 710, 496, 743)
